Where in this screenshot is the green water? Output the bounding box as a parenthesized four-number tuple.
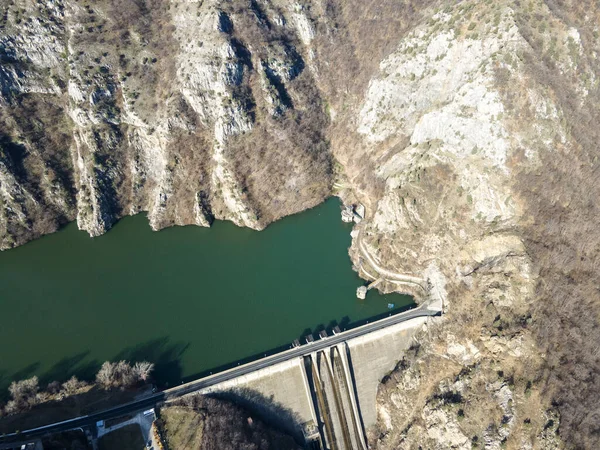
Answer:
(0, 198, 412, 392)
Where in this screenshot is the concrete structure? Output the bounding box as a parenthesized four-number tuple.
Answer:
(341, 204, 366, 224)
(354, 204, 365, 222)
(356, 277, 383, 299)
(347, 317, 427, 428)
(309, 348, 367, 450)
(341, 205, 354, 223)
(356, 285, 367, 299)
(191, 315, 430, 449)
(0, 305, 441, 449)
(198, 358, 320, 443)
(96, 409, 155, 449)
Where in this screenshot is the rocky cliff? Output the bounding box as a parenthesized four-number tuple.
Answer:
(0, 0, 331, 247)
(2, 0, 599, 448)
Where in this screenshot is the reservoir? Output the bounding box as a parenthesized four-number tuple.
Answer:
(0, 198, 412, 393)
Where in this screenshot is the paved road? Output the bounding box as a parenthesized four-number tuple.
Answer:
(0, 305, 440, 444)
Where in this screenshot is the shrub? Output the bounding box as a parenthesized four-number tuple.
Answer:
(7, 376, 40, 411)
(96, 360, 154, 390)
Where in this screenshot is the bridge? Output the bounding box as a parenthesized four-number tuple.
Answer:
(0, 302, 441, 448)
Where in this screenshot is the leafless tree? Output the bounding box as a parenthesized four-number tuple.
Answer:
(96, 361, 118, 389)
(61, 376, 87, 396)
(96, 360, 153, 390)
(133, 361, 154, 382)
(47, 380, 62, 395)
(8, 376, 39, 410)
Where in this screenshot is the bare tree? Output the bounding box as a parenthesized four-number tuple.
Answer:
(8, 376, 39, 410)
(96, 361, 118, 389)
(133, 361, 154, 382)
(114, 360, 137, 387)
(96, 360, 154, 390)
(46, 380, 61, 395)
(3, 400, 19, 416)
(61, 376, 87, 396)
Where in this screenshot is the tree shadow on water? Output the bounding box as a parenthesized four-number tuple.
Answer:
(114, 336, 191, 389)
(10, 363, 41, 383)
(1, 336, 191, 400)
(0, 363, 41, 401)
(340, 316, 351, 330)
(40, 351, 100, 386)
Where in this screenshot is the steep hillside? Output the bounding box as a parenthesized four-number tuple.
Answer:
(0, 0, 331, 248)
(1, 0, 599, 448)
(331, 1, 600, 448)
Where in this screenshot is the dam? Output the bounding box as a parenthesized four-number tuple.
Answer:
(182, 300, 441, 449)
(0, 298, 442, 449)
(0, 197, 443, 448)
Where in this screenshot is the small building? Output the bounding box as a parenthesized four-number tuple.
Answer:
(356, 286, 367, 300)
(342, 203, 366, 223)
(292, 339, 301, 348)
(332, 325, 341, 335)
(302, 420, 321, 443)
(354, 204, 365, 223)
(319, 330, 328, 340)
(341, 205, 354, 222)
(305, 334, 315, 344)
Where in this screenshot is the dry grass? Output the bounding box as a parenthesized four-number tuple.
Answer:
(160, 406, 205, 449)
(497, 2, 600, 447)
(158, 396, 301, 450)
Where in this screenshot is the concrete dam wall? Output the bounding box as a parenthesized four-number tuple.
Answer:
(190, 315, 430, 448)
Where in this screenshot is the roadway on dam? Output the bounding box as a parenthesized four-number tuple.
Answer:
(0, 305, 440, 444)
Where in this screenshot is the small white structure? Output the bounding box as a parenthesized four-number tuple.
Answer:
(354, 204, 365, 223)
(342, 204, 366, 223)
(356, 286, 367, 300)
(342, 205, 354, 222)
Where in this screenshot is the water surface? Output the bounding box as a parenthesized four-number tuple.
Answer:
(0, 198, 412, 392)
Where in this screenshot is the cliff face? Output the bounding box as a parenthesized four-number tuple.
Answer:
(2, 0, 600, 448)
(0, 0, 331, 248)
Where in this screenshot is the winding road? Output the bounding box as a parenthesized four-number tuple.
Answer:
(357, 230, 427, 290)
